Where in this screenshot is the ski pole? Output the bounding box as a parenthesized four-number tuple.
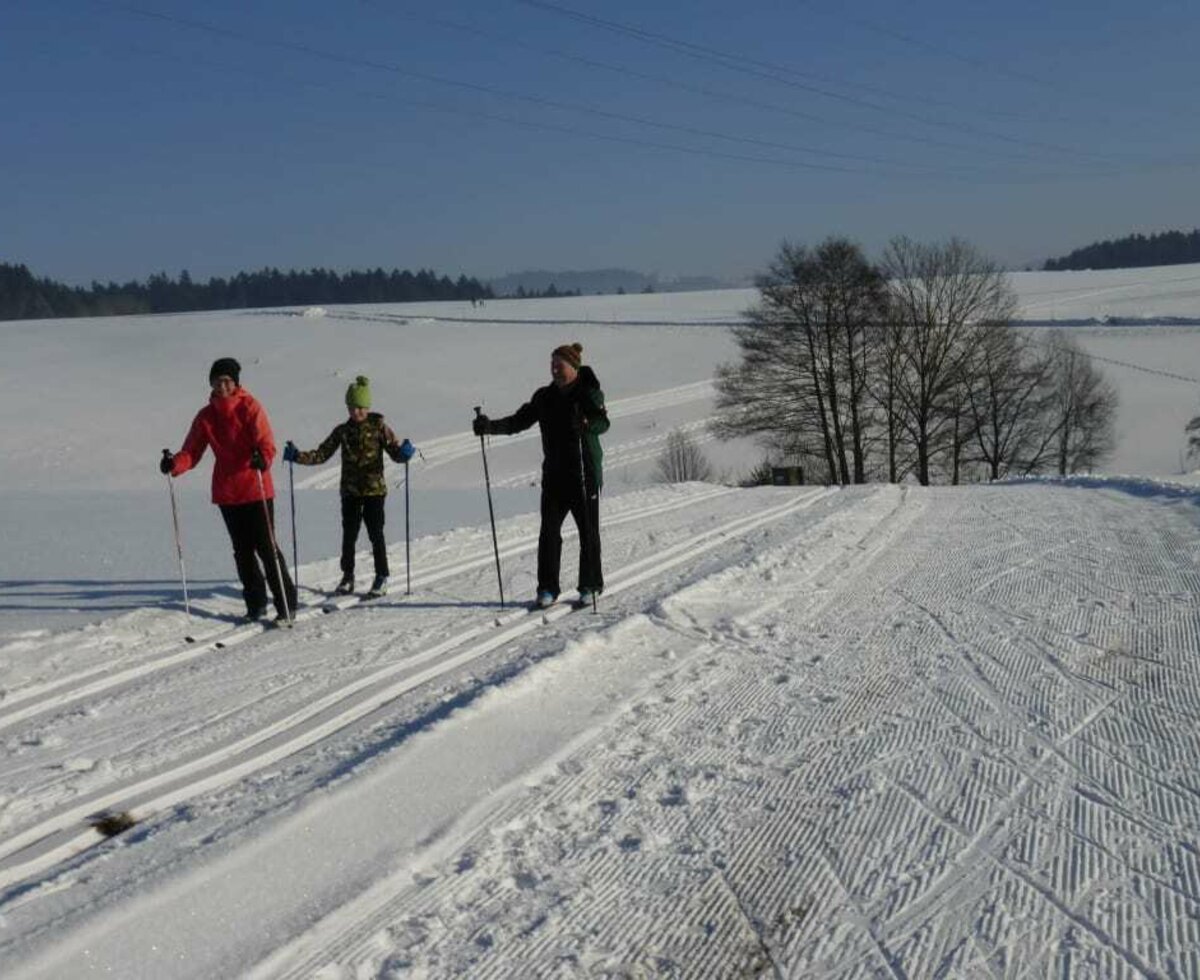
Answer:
(575, 412, 598, 613)
(288, 459, 299, 595)
(162, 450, 191, 617)
(474, 406, 505, 608)
(404, 458, 412, 596)
(255, 468, 293, 624)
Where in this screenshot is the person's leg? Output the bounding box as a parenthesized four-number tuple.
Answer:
(340, 496, 364, 578)
(250, 498, 296, 616)
(569, 485, 603, 594)
(362, 496, 389, 578)
(220, 503, 268, 615)
(536, 486, 571, 598)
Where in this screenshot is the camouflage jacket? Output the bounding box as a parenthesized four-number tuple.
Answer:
(293, 413, 405, 497)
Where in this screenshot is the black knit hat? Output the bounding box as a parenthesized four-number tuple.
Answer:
(209, 357, 241, 385)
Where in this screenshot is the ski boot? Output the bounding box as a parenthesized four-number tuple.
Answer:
(242, 604, 268, 624)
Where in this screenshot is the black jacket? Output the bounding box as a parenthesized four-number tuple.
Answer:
(487, 366, 610, 491)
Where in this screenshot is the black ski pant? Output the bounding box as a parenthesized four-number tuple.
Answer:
(537, 481, 602, 598)
(219, 499, 297, 617)
(341, 494, 389, 579)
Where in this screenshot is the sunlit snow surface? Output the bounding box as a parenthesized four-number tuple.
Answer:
(1, 268, 1199, 978)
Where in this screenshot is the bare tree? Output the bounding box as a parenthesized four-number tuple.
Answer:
(656, 429, 715, 483)
(1044, 334, 1118, 474)
(881, 237, 1018, 486)
(862, 317, 913, 483)
(964, 327, 1058, 479)
(712, 238, 885, 485)
(1185, 414, 1200, 462)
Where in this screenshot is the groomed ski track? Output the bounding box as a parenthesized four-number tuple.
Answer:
(0, 485, 833, 892)
(0, 484, 738, 736)
(3, 481, 1200, 979)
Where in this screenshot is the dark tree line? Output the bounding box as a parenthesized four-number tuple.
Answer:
(0, 262, 493, 321)
(509, 283, 582, 299)
(1044, 229, 1200, 271)
(714, 237, 1118, 486)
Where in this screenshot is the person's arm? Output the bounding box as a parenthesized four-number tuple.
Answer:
(248, 400, 277, 468)
(294, 425, 343, 465)
(488, 398, 539, 435)
(170, 411, 210, 475)
(581, 385, 610, 436)
(380, 421, 417, 463)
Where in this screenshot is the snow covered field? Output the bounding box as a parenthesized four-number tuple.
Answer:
(1, 267, 1199, 977)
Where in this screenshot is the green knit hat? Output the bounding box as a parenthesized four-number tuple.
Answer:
(345, 375, 371, 409)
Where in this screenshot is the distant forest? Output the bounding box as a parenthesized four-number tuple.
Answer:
(0, 263, 493, 321)
(1044, 229, 1200, 271)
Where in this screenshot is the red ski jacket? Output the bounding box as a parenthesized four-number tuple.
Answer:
(171, 387, 277, 505)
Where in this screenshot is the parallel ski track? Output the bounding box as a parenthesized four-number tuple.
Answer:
(0, 488, 832, 893)
(0, 486, 736, 736)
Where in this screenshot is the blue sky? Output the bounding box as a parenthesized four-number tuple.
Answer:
(4, 0, 1199, 284)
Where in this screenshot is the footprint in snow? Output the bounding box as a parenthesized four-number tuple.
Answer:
(659, 786, 688, 807)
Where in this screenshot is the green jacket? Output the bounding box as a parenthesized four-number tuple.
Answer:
(294, 413, 405, 497)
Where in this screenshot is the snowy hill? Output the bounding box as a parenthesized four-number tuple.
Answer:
(1, 270, 1199, 976)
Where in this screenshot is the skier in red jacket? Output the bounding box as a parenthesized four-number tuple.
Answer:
(161, 357, 297, 623)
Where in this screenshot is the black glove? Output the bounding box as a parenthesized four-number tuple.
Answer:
(159, 450, 175, 475)
(472, 414, 489, 437)
(249, 448, 268, 471)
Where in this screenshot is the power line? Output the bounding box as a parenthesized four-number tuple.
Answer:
(790, 0, 1065, 94)
(37, 25, 1028, 183)
(512, 0, 1134, 164)
(389, 2, 1060, 130)
(378, 4, 1080, 168)
(88, 1, 1117, 183)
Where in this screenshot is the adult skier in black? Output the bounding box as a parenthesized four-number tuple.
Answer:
(472, 343, 609, 609)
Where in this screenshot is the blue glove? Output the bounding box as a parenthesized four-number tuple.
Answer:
(283, 441, 299, 463)
(397, 438, 415, 462)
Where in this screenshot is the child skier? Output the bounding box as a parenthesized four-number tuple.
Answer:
(283, 376, 415, 598)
